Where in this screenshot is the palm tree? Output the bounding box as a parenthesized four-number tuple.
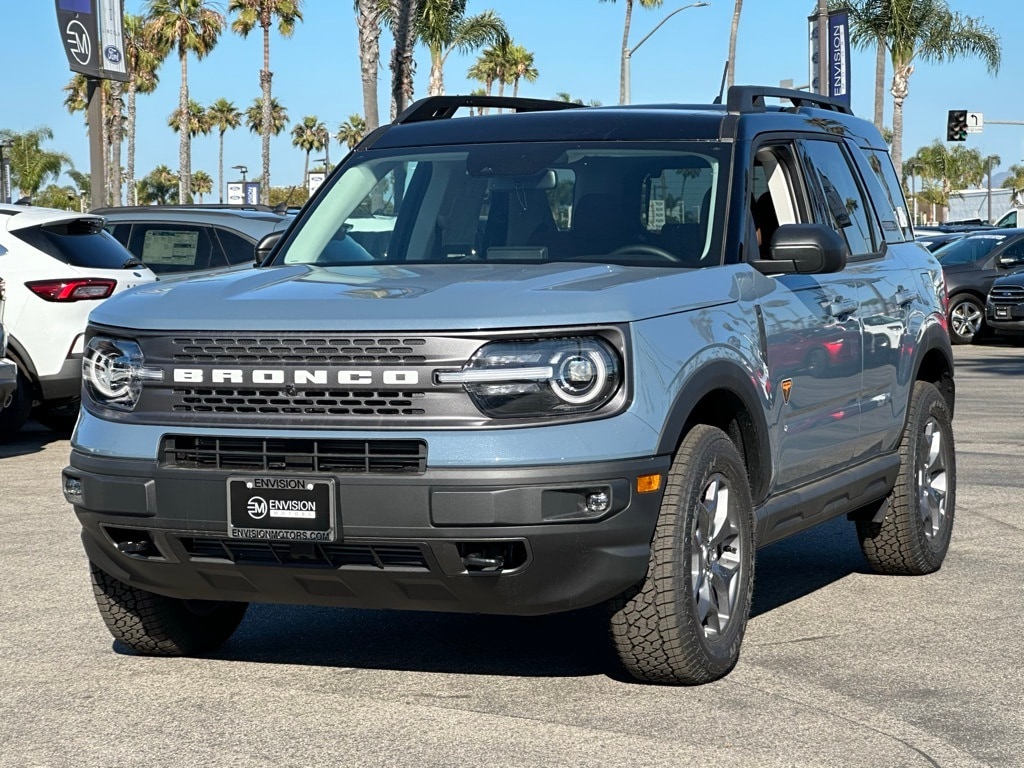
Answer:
(726, 0, 742, 88)
(599, 0, 665, 105)
(123, 13, 166, 206)
(355, 0, 382, 133)
(504, 42, 538, 98)
(467, 55, 499, 98)
(244, 97, 289, 138)
(387, 0, 420, 120)
(207, 98, 242, 203)
(336, 114, 367, 150)
(146, 0, 224, 204)
(382, 0, 507, 96)
(0, 127, 72, 199)
(1001, 164, 1024, 192)
(844, 0, 1000, 180)
(228, 0, 303, 192)
(290, 115, 328, 185)
(168, 100, 212, 138)
(138, 164, 179, 205)
(192, 170, 213, 202)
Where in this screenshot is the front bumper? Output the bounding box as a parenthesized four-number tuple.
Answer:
(65, 450, 668, 616)
(985, 301, 1024, 333)
(0, 357, 16, 407)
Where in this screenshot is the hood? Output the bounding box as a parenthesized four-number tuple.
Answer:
(88, 262, 743, 332)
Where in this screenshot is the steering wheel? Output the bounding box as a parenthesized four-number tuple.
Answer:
(608, 244, 681, 262)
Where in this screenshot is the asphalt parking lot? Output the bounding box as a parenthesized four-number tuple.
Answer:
(1, 342, 1022, 768)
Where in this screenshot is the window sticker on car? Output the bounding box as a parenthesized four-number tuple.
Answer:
(142, 230, 200, 265)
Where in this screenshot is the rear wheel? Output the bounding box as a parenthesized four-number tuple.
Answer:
(609, 425, 755, 684)
(90, 562, 248, 655)
(857, 381, 955, 575)
(0, 368, 32, 441)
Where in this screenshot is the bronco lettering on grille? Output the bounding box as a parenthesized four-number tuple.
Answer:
(172, 368, 420, 385)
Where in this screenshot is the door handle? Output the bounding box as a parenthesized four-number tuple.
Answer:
(893, 286, 918, 306)
(828, 298, 857, 318)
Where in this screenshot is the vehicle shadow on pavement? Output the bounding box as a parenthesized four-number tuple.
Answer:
(189, 603, 612, 678)
(0, 422, 66, 459)
(751, 514, 869, 618)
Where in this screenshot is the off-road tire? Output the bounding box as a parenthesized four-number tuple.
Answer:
(947, 295, 984, 345)
(0, 368, 32, 441)
(90, 562, 248, 655)
(609, 425, 755, 685)
(857, 381, 956, 575)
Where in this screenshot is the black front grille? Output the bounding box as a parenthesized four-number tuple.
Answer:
(172, 388, 427, 416)
(988, 285, 1024, 304)
(179, 537, 429, 570)
(162, 435, 427, 474)
(170, 336, 428, 365)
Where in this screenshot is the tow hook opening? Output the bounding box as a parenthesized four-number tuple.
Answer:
(103, 526, 163, 560)
(456, 541, 528, 573)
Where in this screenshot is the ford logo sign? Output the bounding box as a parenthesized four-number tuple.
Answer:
(104, 45, 122, 64)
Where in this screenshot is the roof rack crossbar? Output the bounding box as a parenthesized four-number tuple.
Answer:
(726, 85, 852, 116)
(394, 95, 583, 125)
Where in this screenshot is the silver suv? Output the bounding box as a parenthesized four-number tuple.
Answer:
(65, 88, 956, 685)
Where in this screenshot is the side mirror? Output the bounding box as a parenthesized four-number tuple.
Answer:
(998, 256, 1022, 268)
(254, 231, 285, 266)
(751, 223, 849, 275)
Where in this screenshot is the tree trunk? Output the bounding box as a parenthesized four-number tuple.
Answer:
(389, 0, 419, 121)
(100, 85, 110, 205)
(218, 130, 225, 204)
(727, 0, 743, 89)
(890, 61, 913, 181)
(261, 22, 273, 194)
(109, 82, 123, 206)
(873, 37, 885, 133)
(428, 44, 445, 96)
(126, 81, 137, 206)
(178, 47, 190, 204)
(618, 0, 633, 105)
(356, 0, 381, 132)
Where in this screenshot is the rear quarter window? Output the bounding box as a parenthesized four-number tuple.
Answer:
(13, 220, 139, 269)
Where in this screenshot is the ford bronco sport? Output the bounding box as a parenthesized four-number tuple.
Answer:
(64, 87, 956, 685)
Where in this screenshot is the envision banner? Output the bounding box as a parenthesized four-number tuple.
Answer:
(55, 0, 127, 81)
(808, 7, 851, 107)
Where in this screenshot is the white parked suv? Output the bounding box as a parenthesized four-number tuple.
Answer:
(0, 204, 156, 438)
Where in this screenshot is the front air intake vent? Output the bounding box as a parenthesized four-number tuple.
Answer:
(161, 435, 427, 474)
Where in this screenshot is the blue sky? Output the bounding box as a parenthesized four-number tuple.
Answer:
(9, 0, 1024, 197)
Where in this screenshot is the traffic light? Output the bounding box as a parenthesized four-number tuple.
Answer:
(947, 110, 968, 142)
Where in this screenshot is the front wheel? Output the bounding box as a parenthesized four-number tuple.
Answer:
(0, 368, 32, 441)
(948, 295, 984, 344)
(609, 425, 755, 685)
(857, 381, 956, 575)
(90, 562, 248, 655)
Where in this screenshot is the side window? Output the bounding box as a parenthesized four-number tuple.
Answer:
(862, 149, 911, 242)
(798, 140, 880, 258)
(748, 143, 804, 260)
(106, 223, 131, 248)
(127, 223, 216, 274)
(216, 229, 257, 265)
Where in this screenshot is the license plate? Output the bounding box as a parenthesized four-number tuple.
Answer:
(227, 476, 336, 541)
(996, 307, 1010, 319)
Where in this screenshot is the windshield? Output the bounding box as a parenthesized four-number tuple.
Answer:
(276, 141, 729, 268)
(933, 234, 1006, 266)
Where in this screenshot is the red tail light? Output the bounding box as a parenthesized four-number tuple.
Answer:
(26, 279, 117, 302)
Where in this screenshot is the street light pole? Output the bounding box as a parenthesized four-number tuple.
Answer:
(624, 2, 710, 104)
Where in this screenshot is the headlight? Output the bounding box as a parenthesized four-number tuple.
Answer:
(83, 337, 164, 411)
(438, 337, 622, 418)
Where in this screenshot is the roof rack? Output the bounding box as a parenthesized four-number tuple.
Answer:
(394, 95, 583, 125)
(726, 85, 852, 115)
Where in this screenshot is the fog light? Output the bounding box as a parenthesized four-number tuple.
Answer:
(64, 475, 83, 498)
(586, 490, 611, 514)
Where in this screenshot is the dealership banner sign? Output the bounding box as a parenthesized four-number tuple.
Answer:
(808, 8, 851, 107)
(55, 0, 127, 81)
